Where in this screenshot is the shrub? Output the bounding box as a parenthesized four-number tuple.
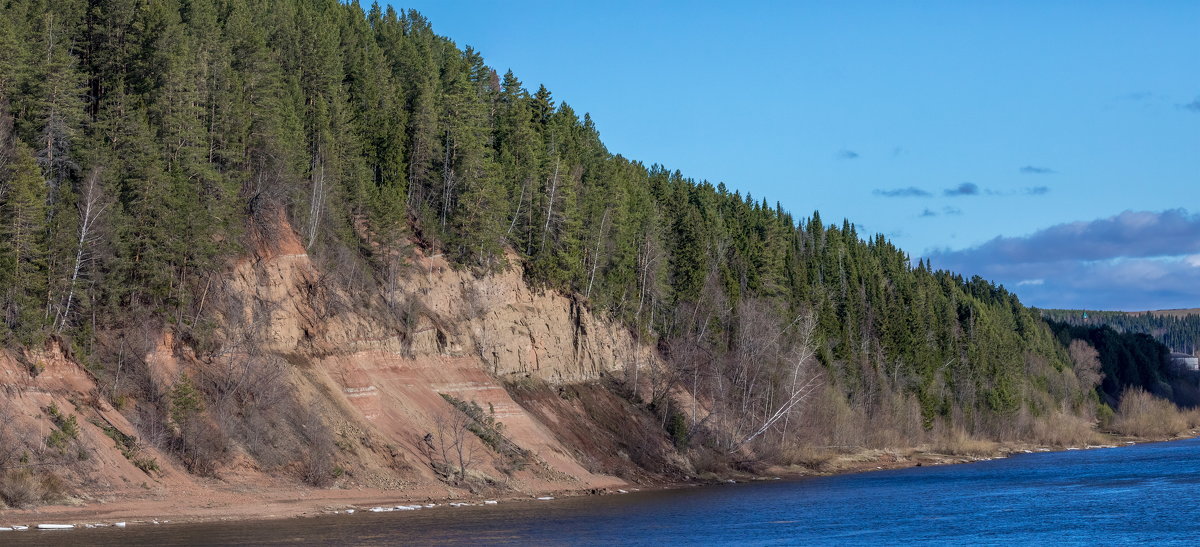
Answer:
(97, 421, 158, 475)
(0, 470, 63, 508)
(0, 470, 44, 508)
(1111, 388, 1190, 438)
(45, 404, 80, 454)
(1030, 410, 1099, 447)
(176, 417, 228, 476)
(169, 376, 204, 426)
(300, 447, 336, 487)
(1097, 403, 1115, 428)
(667, 411, 689, 449)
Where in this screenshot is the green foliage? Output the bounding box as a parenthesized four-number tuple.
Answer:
(1097, 402, 1115, 428)
(170, 376, 204, 426)
(95, 420, 159, 475)
(667, 411, 690, 450)
(0, 142, 50, 344)
(44, 403, 79, 454)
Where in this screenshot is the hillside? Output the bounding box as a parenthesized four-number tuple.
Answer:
(1041, 309, 1200, 354)
(0, 0, 1122, 512)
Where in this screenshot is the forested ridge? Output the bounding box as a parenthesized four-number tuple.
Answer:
(0, 0, 1111, 472)
(1041, 309, 1200, 355)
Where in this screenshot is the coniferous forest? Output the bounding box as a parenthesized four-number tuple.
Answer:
(0, 0, 1175, 483)
(1041, 309, 1200, 355)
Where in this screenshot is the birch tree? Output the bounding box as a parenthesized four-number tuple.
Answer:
(55, 167, 107, 332)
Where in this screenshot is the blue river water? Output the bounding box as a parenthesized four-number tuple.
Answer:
(9, 437, 1200, 545)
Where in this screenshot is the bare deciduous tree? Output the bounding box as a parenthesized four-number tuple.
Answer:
(1069, 339, 1104, 391)
(422, 409, 480, 483)
(306, 147, 327, 249)
(55, 167, 107, 332)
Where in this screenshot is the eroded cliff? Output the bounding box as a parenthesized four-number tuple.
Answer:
(0, 220, 684, 510)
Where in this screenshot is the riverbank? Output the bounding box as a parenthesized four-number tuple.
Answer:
(3, 429, 1195, 531)
(763, 428, 1200, 480)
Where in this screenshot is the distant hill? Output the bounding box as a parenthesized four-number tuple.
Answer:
(1039, 308, 1200, 354)
(1137, 308, 1200, 319)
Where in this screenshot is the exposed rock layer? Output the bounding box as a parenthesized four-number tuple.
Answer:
(0, 223, 678, 509)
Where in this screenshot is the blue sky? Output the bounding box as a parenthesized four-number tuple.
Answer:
(392, 1, 1200, 311)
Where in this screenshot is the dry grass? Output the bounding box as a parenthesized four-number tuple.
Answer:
(775, 446, 837, 471)
(933, 427, 999, 457)
(1110, 388, 1191, 438)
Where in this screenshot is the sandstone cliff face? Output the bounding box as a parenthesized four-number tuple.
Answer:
(0, 222, 681, 508)
(226, 226, 656, 384)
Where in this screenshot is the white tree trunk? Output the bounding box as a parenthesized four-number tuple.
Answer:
(56, 169, 107, 332)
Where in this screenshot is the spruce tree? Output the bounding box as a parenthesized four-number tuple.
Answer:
(0, 142, 50, 342)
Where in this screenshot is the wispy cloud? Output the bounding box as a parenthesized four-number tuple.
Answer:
(943, 182, 979, 197)
(925, 209, 1200, 310)
(1182, 97, 1200, 113)
(1020, 166, 1056, 175)
(880, 184, 1045, 200)
(918, 206, 963, 219)
(837, 149, 860, 160)
(874, 187, 932, 198)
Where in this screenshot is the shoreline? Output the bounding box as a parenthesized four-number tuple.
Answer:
(3, 431, 1195, 531)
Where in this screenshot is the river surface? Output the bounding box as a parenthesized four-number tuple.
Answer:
(8, 438, 1200, 545)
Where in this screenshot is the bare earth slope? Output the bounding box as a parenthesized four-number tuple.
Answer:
(0, 220, 682, 522)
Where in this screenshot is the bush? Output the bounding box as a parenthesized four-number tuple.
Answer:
(45, 404, 81, 454)
(1097, 403, 1115, 428)
(97, 421, 158, 475)
(1111, 388, 1191, 438)
(689, 447, 732, 477)
(0, 470, 64, 508)
(667, 411, 689, 449)
(300, 447, 336, 487)
(176, 417, 228, 476)
(0, 470, 44, 508)
(170, 377, 204, 426)
(1030, 410, 1099, 447)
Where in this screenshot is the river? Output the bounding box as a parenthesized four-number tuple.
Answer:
(8, 437, 1200, 545)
